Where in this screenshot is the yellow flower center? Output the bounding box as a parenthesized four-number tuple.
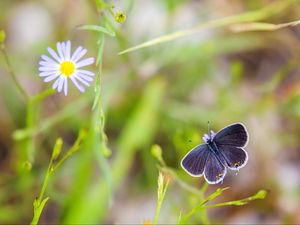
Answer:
(60, 61, 75, 77)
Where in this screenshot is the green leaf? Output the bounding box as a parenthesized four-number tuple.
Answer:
(78, 25, 115, 37)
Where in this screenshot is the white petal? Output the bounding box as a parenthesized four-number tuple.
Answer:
(62, 42, 66, 57)
(76, 57, 95, 68)
(39, 67, 58, 72)
(77, 73, 94, 82)
(39, 71, 57, 77)
(47, 47, 62, 63)
(71, 46, 83, 61)
(77, 69, 95, 76)
(41, 54, 57, 64)
(52, 76, 61, 89)
(74, 74, 90, 86)
(57, 76, 65, 92)
(70, 76, 85, 92)
(44, 73, 60, 82)
(65, 40, 71, 61)
(73, 48, 87, 63)
(64, 77, 68, 96)
(39, 60, 58, 68)
(56, 42, 65, 61)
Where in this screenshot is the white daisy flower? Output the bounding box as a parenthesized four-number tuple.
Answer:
(38, 40, 95, 95)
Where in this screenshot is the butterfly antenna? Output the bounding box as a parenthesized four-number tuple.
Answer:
(207, 121, 210, 138)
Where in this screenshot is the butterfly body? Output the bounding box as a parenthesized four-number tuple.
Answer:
(181, 123, 249, 184)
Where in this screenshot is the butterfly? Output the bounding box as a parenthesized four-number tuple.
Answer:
(181, 123, 249, 184)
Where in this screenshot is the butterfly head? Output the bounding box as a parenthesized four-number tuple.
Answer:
(202, 130, 216, 143)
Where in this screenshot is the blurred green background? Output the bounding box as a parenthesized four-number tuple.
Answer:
(1, 0, 300, 224)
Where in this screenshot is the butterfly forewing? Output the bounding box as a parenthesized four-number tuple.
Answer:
(213, 123, 248, 147)
(217, 144, 248, 170)
(204, 152, 227, 184)
(181, 144, 209, 177)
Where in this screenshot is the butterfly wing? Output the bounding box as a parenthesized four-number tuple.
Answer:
(213, 123, 248, 147)
(213, 123, 249, 170)
(216, 144, 248, 170)
(181, 144, 210, 177)
(204, 152, 227, 184)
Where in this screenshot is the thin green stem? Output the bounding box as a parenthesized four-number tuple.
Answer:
(153, 200, 162, 224)
(38, 158, 54, 203)
(25, 99, 36, 163)
(52, 131, 86, 173)
(32, 88, 55, 103)
(51, 143, 80, 173)
(1, 48, 29, 101)
(30, 131, 86, 225)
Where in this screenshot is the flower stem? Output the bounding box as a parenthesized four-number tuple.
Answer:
(30, 131, 86, 225)
(1, 48, 30, 101)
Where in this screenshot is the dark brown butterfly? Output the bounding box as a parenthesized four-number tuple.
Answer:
(181, 123, 249, 184)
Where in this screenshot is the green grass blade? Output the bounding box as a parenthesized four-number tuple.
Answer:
(119, 0, 295, 55)
(230, 20, 300, 32)
(78, 25, 115, 37)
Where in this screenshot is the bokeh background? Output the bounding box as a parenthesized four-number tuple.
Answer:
(1, 0, 300, 224)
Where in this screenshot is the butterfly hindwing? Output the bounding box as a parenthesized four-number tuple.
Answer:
(213, 123, 248, 147)
(181, 144, 209, 177)
(217, 144, 248, 170)
(204, 152, 227, 184)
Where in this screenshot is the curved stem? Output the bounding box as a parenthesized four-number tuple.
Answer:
(1, 48, 30, 101)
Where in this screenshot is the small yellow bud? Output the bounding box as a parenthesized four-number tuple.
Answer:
(0, 30, 6, 49)
(0, 30, 5, 43)
(23, 161, 32, 171)
(114, 11, 126, 24)
(52, 138, 63, 160)
(151, 144, 162, 159)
